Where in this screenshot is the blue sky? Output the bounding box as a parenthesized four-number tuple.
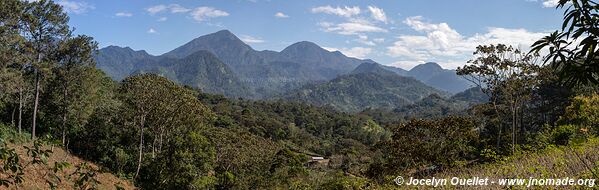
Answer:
(59, 0, 564, 69)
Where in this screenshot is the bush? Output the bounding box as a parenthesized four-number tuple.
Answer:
(560, 94, 599, 134)
(0, 123, 29, 144)
(551, 125, 576, 145)
(373, 117, 480, 176)
(550, 124, 588, 145)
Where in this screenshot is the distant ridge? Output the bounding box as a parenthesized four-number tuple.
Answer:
(95, 30, 470, 101)
(97, 30, 375, 98)
(396, 62, 471, 94)
(281, 62, 446, 113)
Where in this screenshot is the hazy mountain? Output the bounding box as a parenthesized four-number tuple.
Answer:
(350, 62, 397, 76)
(282, 62, 446, 113)
(144, 30, 372, 97)
(133, 51, 252, 98)
(404, 62, 471, 94)
(380, 64, 408, 76)
(450, 87, 489, 104)
(162, 30, 266, 66)
(96, 46, 251, 98)
(95, 46, 157, 81)
(95, 30, 469, 100)
(391, 87, 489, 120)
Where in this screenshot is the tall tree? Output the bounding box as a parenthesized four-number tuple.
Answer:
(51, 35, 98, 145)
(457, 44, 541, 154)
(20, 0, 70, 139)
(119, 74, 213, 179)
(0, 0, 26, 133)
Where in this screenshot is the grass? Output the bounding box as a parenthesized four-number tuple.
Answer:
(432, 137, 599, 189)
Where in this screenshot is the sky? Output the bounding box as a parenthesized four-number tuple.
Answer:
(57, 0, 565, 70)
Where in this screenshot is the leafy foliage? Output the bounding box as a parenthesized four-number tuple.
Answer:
(530, 0, 599, 85)
(372, 117, 480, 179)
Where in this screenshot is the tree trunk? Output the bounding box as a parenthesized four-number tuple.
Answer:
(61, 111, 67, 145)
(32, 72, 40, 139)
(159, 129, 163, 152)
(61, 85, 68, 145)
(496, 123, 502, 148)
(11, 105, 16, 127)
(152, 137, 156, 159)
(493, 102, 502, 149)
(18, 87, 22, 134)
(511, 105, 516, 155)
(135, 115, 146, 179)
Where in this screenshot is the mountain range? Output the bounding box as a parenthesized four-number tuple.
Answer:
(282, 62, 446, 112)
(381, 62, 471, 94)
(94, 29, 475, 111)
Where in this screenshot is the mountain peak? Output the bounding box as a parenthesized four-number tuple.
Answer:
(162, 29, 252, 59)
(282, 41, 323, 52)
(211, 29, 237, 38)
(103, 45, 133, 51)
(198, 29, 245, 44)
(351, 62, 396, 76)
(412, 62, 443, 71)
(408, 62, 444, 76)
(99, 46, 151, 56)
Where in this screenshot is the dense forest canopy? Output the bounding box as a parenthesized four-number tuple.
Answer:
(0, 0, 598, 189)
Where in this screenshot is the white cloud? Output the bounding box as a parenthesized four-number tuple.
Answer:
(147, 28, 157, 34)
(157, 17, 168, 22)
(355, 35, 376, 46)
(146, 4, 190, 14)
(240, 35, 264, 44)
(115, 12, 133, 17)
(146, 5, 167, 14)
(312, 6, 388, 38)
(169, 4, 191, 13)
(147, 4, 228, 23)
(190, 7, 229, 22)
(542, 0, 560, 7)
(387, 16, 547, 69)
(323, 46, 372, 59)
(274, 12, 289, 18)
(311, 6, 361, 18)
(56, 0, 94, 14)
(367, 6, 387, 23)
(318, 19, 388, 35)
(402, 16, 463, 50)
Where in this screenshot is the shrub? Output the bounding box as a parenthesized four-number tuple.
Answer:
(560, 94, 599, 134)
(0, 123, 29, 144)
(374, 117, 480, 176)
(550, 124, 588, 145)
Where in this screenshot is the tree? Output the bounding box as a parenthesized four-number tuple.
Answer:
(530, 0, 599, 85)
(559, 94, 599, 133)
(0, 0, 27, 133)
(0, 0, 23, 69)
(373, 117, 479, 177)
(457, 44, 541, 154)
(119, 74, 213, 179)
(49, 35, 98, 145)
(138, 131, 216, 189)
(20, 0, 70, 139)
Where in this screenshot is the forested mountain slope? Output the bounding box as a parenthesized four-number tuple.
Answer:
(282, 62, 445, 112)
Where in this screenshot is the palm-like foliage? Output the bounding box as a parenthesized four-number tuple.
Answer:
(531, 0, 599, 85)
